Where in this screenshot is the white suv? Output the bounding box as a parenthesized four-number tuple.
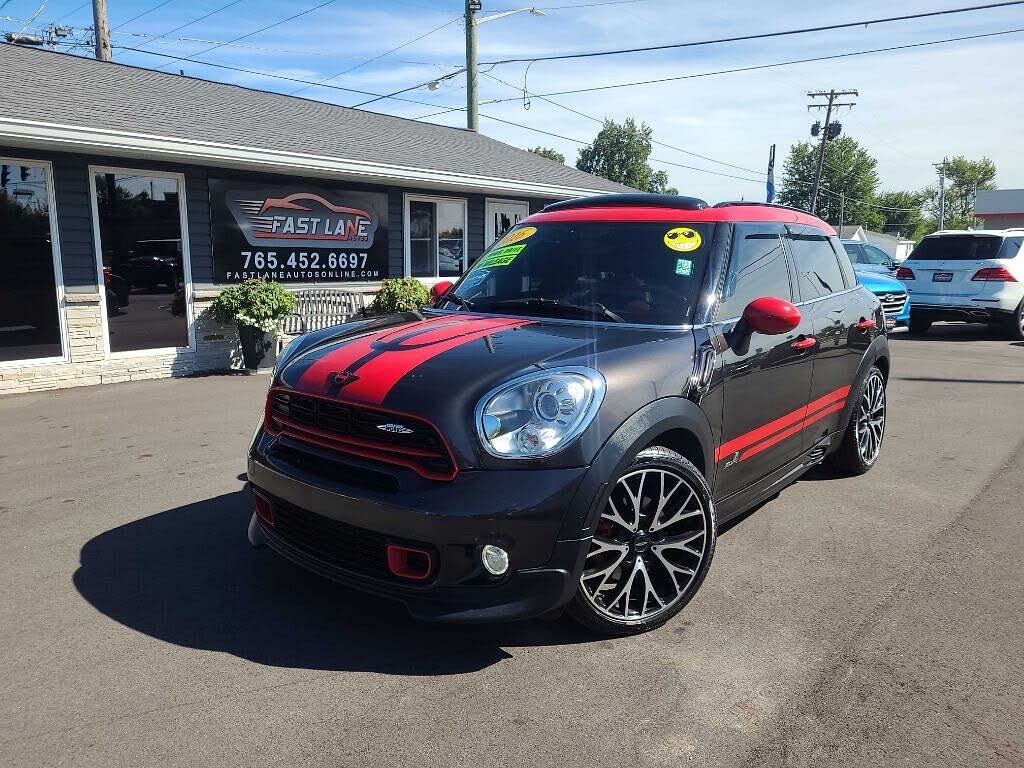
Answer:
(896, 229, 1024, 339)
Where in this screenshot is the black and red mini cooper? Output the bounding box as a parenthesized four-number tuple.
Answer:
(247, 194, 889, 635)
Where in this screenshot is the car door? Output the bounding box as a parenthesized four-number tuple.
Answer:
(712, 223, 815, 500)
(786, 227, 873, 447)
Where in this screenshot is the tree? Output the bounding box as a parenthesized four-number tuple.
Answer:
(873, 190, 927, 241)
(922, 155, 996, 232)
(647, 169, 679, 196)
(777, 137, 882, 231)
(528, 146, 565, 164)
(576, 118, 677, 194)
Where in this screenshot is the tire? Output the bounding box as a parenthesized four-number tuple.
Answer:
(1004, 301, 1024, 341)
(908, 314, 932, 335)
(566, 447, 717, 636)
(827, 366, 887, 476)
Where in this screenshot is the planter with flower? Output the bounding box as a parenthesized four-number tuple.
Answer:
(209, 279, 297, 371)
(369, 277, 431, 315)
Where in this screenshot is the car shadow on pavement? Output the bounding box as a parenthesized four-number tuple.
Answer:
(73, 490, 599, 675)
(889, 324, 1014, 343)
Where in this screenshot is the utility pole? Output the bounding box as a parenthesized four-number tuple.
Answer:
(92, 0, 112, 61)
(807, 88, 857, 214)
(465, 0, 481, 131)
(934, 157, 947, 230)
(838, 192, 846, 230)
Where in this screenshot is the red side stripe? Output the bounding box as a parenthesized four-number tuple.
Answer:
(738, 399, 847, 462)
(716, 385, 850, 461)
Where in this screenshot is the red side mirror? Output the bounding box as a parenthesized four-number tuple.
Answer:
(742, 296, 801, 335)
(429, 280, 454, 305)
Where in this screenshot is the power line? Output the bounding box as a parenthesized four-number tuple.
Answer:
(152, 0, 338, 70)
(290, 15, 462, 96)
(126, 0, 242, 50)
(478, 1, 1024, 65)
(473, 27, 1024, 103)
(110, 0, 175, 31)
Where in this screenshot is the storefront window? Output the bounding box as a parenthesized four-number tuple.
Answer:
(0, 160, 64, 364)
(407, 196, 466, 278)
(91, 169, 190, 353)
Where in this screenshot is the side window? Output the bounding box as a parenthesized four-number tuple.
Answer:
(788, 230, 847, 300)
(998, 236, 1023, 259)
(843, 242, 865, 263)
(863, 244, 893, 265)
(718, 225, 793, 320)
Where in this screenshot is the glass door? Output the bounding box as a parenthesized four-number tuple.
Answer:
(90, 168, 192, 354)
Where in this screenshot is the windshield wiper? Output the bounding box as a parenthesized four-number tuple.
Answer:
(440, 293, 475, 310)
(490, 298, 624, 322)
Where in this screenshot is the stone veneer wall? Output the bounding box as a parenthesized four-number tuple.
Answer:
(0, 291, 240, 395)
(0, 286, 381, 395)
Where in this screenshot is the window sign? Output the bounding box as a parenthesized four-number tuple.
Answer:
(0, 160, 64, 364)
(210, 179, 388, 283)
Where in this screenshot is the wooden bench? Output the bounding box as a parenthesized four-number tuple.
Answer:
(280, 289, 369, 336)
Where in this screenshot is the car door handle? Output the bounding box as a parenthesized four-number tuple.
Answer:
(853, 319, 876, 330)
(791, 336, 817, 350)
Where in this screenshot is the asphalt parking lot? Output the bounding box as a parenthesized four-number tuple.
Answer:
(1, 324, 1022, 767)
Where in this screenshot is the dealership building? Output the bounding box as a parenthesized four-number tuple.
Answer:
(0, 45, 626, 394)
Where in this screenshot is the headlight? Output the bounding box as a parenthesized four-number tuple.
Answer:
(475, 367, 606, 458)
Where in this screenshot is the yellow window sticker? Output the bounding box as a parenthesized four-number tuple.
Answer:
(477, 243, 526, 268)
(494, 226, 536, 248)
(664, 226, 702, 253)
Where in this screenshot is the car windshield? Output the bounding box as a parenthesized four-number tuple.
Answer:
(910, 235, 1002, 261)
(442, 221, 713, 325)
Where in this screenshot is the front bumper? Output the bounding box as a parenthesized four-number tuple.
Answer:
(247, 440, 592, 622)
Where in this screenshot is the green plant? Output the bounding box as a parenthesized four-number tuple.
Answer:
(209, 279, 296, 334)
(371, 278, 430, 314)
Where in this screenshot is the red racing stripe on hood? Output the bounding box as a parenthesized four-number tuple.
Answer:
(296, 314, 533, 404)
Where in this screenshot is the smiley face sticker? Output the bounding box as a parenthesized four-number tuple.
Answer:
(664, 226, 702, 253)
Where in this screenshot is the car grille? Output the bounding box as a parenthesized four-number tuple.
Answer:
(268, 495, 390, 578)
(876, 291, 908, 318)
(265, 389, 457, 481)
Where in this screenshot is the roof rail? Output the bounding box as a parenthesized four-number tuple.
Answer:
(543, 193, 709, 212)
(713, 201, 815, 216)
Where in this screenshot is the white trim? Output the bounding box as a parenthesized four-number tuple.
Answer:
(403, 193, 469, 280)
(484, 197, 530, 247)
(0, 117, 620, 200)
(0, 156, 70, 369)
(87, 165, 197, 358)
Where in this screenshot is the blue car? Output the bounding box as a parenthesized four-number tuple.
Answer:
(855, 268, 910, 329)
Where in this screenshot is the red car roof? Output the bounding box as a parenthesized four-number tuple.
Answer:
(526, 204, 836, 236)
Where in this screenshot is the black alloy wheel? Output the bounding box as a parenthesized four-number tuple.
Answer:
(567, 447, 716, 636)
(828, 366, 887, 476)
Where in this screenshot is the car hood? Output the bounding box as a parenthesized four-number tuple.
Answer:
(856, 269, 905, 293)
(274, 310, 696, 467)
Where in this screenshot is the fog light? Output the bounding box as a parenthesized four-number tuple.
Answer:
(481, 544, 509, 575)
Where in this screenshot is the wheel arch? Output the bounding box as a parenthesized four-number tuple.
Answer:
(558, 397, 715, 540)
(835, 335, 890, 438)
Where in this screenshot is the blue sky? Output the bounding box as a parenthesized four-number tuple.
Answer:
(4, 0, 1024, 202)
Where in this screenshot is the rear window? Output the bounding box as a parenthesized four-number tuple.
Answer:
(910, 235, 1002, 261)
(447, 221, 713, 325)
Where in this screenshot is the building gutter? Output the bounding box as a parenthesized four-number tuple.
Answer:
(0, 117, 619, 200)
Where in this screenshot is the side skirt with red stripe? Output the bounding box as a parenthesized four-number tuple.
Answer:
(715, 385, 851, 464)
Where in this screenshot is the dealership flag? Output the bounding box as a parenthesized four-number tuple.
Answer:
(766, 144, 776, 203)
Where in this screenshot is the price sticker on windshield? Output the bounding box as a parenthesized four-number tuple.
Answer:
(477, 243, 526, 268)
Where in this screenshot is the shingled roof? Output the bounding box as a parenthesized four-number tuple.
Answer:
(0, 45, 630, 198)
